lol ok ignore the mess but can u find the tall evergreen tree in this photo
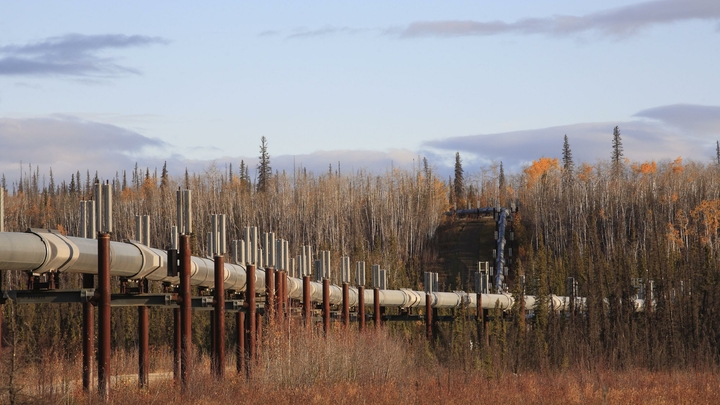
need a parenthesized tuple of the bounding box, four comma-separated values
(498, 162, 506, 204)
(611, 126, 624, 174)
(562, 135, 574, 174)
(716, 140, 720, 166)
(160, 161, 169, 190)
(562, 135, 574, 189)
(453, 152, 464, 203)
(257, 136, 272, 192)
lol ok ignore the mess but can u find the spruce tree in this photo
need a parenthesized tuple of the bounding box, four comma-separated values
(612, 126, 624, 175)
(716, 140, 720, 166)
(257, 136, 272, 192)
(453, 152, 465, 204)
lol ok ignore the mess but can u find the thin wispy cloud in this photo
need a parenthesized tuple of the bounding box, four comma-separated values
(0, 33, 169, 77)
(396, 0, 720, 39)
(287, 26, 367, 39)
(421, 104, 720, 173)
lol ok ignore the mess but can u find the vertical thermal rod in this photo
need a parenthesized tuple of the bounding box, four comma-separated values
(373, 288, 381, 329)
(342, 283, 350, 327)
(265, 267, 275, 322)
(138, 305, 149, 388)
(323, 278, 331, 335)
(213, 255, 225, 378)
(180, 234, 192, 386)
(303, 276, 311, 328)
(97, 233, 111, 398)
(82, 273, 94, 392)
(358, 286, 365, 332)
(245, 264, 256, 373)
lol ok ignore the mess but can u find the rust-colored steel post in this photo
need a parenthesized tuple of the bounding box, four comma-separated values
(358, 286, 365, 332)
(483, 309, 490, 346)
(245, 264, 256, 372)
(373, 288, 381, 329)
(138, 305, 149, 388)
(274, 269, 282, 321)
(303, 276, 311, 328)
(425, 293, 433, 341)
(283, 271, 289, 321)
(209, 312, 215, 366)
(173, 308, 181, 381)
(236, 312, 245, 375)
(342, 283, 350, 327)
(256, 313, 263, 359)
(180, 234, 193, 386)
(266, 267, 275, 323)
(97, 233, 111, 397)
(476, 292, 483, 347)
(213, 255, 225, 378)
(82, 273, 94, 392)
(323, 278, 331, 335)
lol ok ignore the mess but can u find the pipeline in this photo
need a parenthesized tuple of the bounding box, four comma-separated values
(0, 229, 648, 312)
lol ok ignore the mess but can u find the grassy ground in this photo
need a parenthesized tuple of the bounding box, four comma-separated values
(3, 324, 719, 404)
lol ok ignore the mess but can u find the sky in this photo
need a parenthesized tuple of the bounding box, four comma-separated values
(1, 0, 719, 186)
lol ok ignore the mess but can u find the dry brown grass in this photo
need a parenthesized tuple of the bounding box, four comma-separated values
(4, 323, 720, 405)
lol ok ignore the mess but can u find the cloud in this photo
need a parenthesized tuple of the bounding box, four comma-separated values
(634, 104, 720, 137)
(397, 0, 720, 39)
(0, 116, 167, 182)
(0, 115, 421, 186)
(286, 26, 367, 39)
(422, 104, 720, 173)
(0, 34, 169, 77)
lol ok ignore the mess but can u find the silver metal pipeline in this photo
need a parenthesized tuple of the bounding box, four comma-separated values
(0, 230, 646, 312)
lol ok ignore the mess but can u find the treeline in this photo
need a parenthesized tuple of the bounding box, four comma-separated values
(472, 154, 720, 372)
(3, 142, 720, 373)
(1, 160, 448, 353)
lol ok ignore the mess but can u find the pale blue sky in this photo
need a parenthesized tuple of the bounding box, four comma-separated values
(1, 0, 719, 183)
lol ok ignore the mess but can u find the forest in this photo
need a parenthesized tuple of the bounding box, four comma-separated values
(1, 132, 720, 402)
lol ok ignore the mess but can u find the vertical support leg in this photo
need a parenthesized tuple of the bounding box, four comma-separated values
(97, 233, 111, 399)
(82, 273, 94, 393)
(173, 308, 181, 381)
(303, 276, 311, 329)
(323, 278, 331, 335)
(283, 272, 289, 322)
(138, 305, 149, 388)
(342, 283, 349, 327)
(180, 234, 193, 386)
(236, 311, 245, 375)
(425, 293, 433, 342)
(266, 267, 275, 323)
(245, 264, 256, 375)
(358, 286, 365, 332)
(274, 269, 282, 321)
(373, 288, 381, 329)
(213, 255, 225, 378)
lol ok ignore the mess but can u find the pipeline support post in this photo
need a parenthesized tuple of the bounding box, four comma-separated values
(97, 233, 111, 398)
(173, 308, 181, 381)
(425, 293, 433, 342)
(323, 278, 331, 335)
(302, 276, 311, 328)
(236, 312, 245, 375)
(213, 255, 225, 378)
(342, 283, 350, 327)
(373, 288, 381, 329)
(358, 286, 365, 332)
(245, 264, 256, 375)
(274, 269, 282, 321)
(138, 305, 149, 388)
(180, 234, 193, 386)
(266, 267, 275, 323)
(82, 273, 94, 392)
